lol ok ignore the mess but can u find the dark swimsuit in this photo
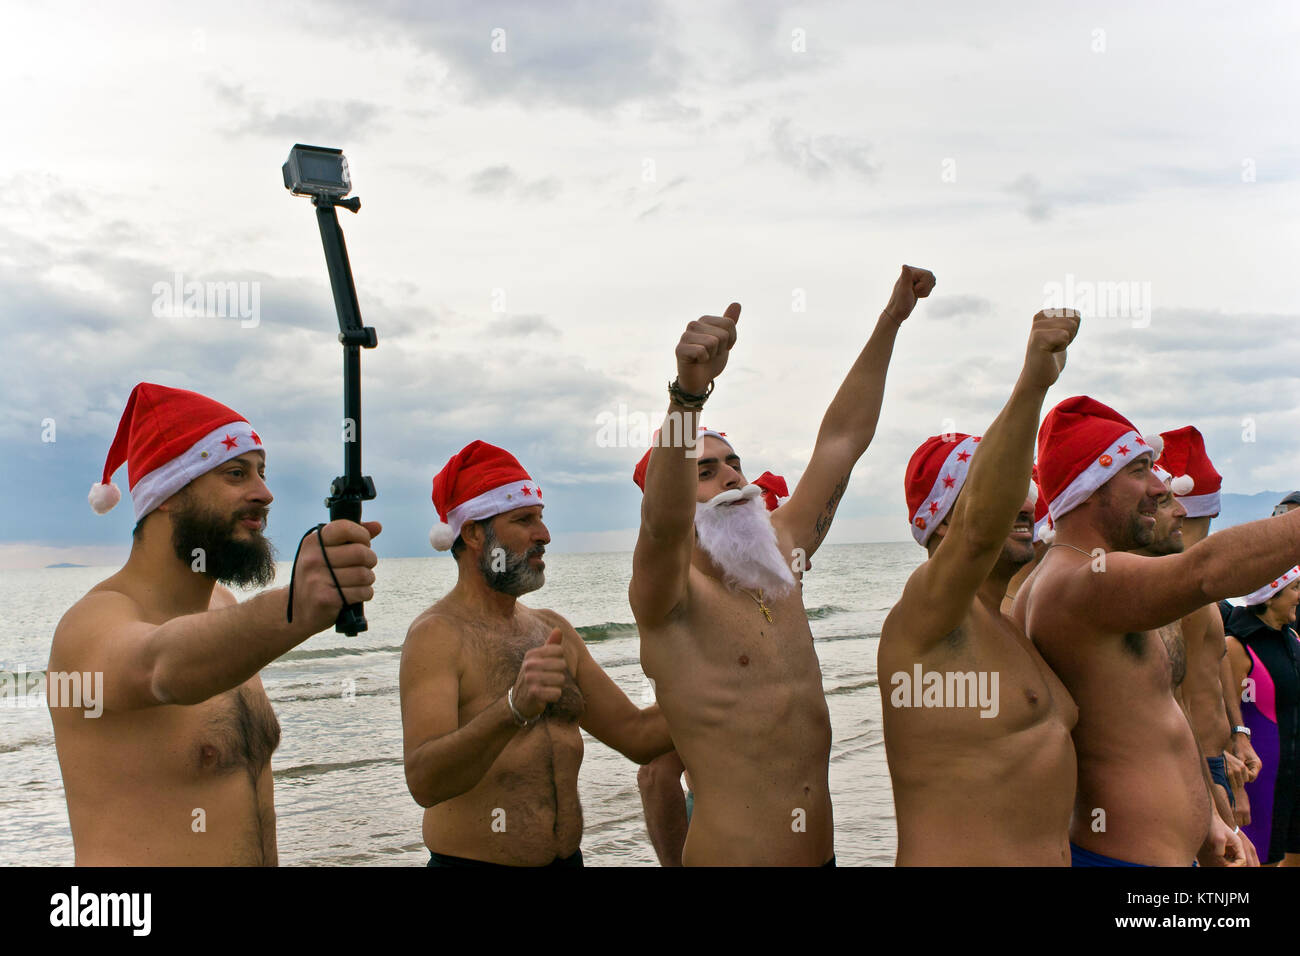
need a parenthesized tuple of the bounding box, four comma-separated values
(1206, 754, 1236, 809)
(427, 848, 584, 868)
(1226, 607, 1300, 864)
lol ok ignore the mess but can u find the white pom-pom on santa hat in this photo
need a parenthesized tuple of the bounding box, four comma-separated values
(1039, 524, 1056, 544)
(88, 481, 121, 514)
(1143, 433, 1164, 459)
(429, 522, 457, 551)
(1171, 474, 1195, 496)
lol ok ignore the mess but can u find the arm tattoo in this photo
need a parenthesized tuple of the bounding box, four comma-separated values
(813, 474, 850, 545)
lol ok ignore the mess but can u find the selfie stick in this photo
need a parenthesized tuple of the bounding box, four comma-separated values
(283, 143, 377, 636)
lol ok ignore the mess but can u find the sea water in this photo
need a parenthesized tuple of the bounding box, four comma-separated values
(0, 542, 921, 866)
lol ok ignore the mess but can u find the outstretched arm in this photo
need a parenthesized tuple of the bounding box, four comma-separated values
(775, 266, 934, 559)
(884, 309, 1079, 654)
(631, 305, 740, 625)
(49, 519, 381, 712)
(1044, 515, 1300, 637)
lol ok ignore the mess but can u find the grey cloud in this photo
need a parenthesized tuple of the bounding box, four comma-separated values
(1006, 174, 1052, 222)
(331, 0, 685, 112)
(927, 294, 993, 320)
(212, 82, 384, 141)
(769, 118, 877, 182)
(468, 165, 561, 201)
(483, 314, 560, 339)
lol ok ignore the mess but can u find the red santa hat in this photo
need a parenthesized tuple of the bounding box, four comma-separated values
(1036, 396, 1162, 523)
(632, 427, 732, 491)
(430, 441, 543, 550)
(904, 433, 982, 545)
(752, 471, 789, 512)
(1156, 426, 1220, 518)
(1241, 566, 1300, 607)
(89, 383, 262, 521)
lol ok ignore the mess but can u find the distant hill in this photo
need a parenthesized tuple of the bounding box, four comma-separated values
(45, 562, 88, 568)
(1216, 491, 1294, 529)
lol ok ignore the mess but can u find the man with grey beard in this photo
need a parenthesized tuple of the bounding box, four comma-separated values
(401, 441, 672, 866)
(629, 265, 934, 865)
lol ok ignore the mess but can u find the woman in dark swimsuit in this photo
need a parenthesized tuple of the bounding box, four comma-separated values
(1225, 568, 1300, 866)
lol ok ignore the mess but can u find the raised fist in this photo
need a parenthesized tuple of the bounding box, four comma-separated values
(882, 265, 936, 324)
(675, 303, 740, 396)
(1022, 309, 1081, 390)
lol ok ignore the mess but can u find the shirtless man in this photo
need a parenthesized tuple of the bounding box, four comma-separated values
(1011, 395, 1300, 865)
(49, 383, 380, 865)
(1155, 427, 1261, 840)
(402, 441, 672, 867)
(880, 309, 1080, 865)
(630, 265, 934, 865)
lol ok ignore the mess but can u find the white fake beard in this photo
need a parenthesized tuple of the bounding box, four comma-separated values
(694, 484, 798, 598)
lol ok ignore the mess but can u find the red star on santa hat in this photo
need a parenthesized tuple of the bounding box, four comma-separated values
(520, 486, 532, 496)
(536, 488, 543, 499)
(1117, 444, 1130, 456)
(251, 431, 262, 445)
(1135, 437, 1147, 446)
(928, 501, 939, 515)
(221, 434, 239, 450)
(956, 451, 971, 462)
(972, 437, 982, 443)
(942, 474, 955, 488)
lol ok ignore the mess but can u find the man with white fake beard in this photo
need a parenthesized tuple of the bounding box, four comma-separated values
(629, 265, 934, 865)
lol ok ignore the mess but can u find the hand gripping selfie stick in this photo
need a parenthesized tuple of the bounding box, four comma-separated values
(283, 144, 377, 635)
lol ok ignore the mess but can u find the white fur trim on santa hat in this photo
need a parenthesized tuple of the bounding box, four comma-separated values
(433, 480, 544, 551)
(88, 481, 122, 514)
(128, 420, 261, 521)
(1240, 566, 1300, 606)
(1048, 429, 1154, 523)
(1176, 489, 1220, 518)
(911, 435, 980, 545)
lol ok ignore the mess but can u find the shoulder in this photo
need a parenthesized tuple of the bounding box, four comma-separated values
(404, 605, 467, 652)
(531, 606, 576, 632)
(54, 585, 145, 646)
(211, 584, 239, 609)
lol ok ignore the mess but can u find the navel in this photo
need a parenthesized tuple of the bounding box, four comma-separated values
(738, 655, 749, 667)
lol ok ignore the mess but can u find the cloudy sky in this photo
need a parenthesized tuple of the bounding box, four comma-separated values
(3, 0, 1298, 568)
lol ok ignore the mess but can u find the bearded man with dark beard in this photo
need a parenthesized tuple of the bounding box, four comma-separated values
(50, 383, 381, 865)
(629, 265, 934, 866)
(401, 441, 672, 867)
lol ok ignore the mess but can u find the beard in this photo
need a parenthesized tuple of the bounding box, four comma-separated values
(993, 510, 1037, 576)
(171, 494, 277, 589)
(694, 484, 798, 598)
(1145, 526, 1185, 556)
(478, 522, 546, 597)
(1097, 484, 1155, 550)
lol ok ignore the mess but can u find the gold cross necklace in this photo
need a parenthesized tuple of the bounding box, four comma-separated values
(741, 588, 773, 622)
